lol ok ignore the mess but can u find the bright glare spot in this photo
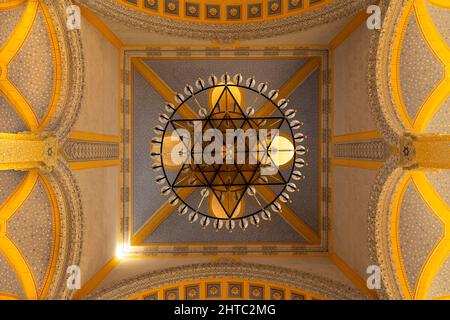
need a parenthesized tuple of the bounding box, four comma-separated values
(115, 245, 124, 259)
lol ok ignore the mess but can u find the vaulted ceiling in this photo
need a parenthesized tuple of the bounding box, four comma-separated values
(0, 0, 449, 300)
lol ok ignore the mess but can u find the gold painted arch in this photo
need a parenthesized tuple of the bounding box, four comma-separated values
(390, 171, 449, 300)
(390, 0, 450, 133)
(0, 0, 62, 132)
(0, 170, 60, 300)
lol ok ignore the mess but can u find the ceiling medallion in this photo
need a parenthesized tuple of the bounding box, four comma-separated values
(151, 73, 307, 232)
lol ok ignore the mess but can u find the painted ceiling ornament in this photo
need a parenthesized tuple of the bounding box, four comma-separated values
(151, 74, 307, 231)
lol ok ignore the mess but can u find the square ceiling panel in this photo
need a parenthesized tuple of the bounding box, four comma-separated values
(120, 47, 330, 256)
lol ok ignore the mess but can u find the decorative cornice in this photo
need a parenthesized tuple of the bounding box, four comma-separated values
(368, 0, 408, 147)
(334, 139, 390, 161)
(61, 139, 119, 162)
(79, 0, 374, 41)
(367, 154, 405, 300)
(44, 0, 84, 143)
(44, 159, 84, 299)
(87, 261, 370, 300)
(0, 132, 57, 171)
(365, 0, 450, 299)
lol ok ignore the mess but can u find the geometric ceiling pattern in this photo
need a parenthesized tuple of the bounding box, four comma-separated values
(370, 0, 450, 300)
(393, 2, 450, 299)
(0, 170, 57, 300)
(0, 0, 60, 300)
(0, 0, 83, 300)
(125, 278, 325, 301)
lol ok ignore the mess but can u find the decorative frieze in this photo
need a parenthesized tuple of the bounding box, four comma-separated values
(334, 140, 390, 161)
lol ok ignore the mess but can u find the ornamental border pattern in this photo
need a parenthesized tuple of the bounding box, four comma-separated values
(61, 139, 120, 162)
(79, 0, 374, 41)
(333, 139, 390, 161)
(44, 159, 84, 299)
(367, 0, 413, 300)
(368, 0, 408, 147)
(87, 261, 369, 300)
(0, 0, 85, 300)
(40, 1, 84, 298)
(367, 155, 405, 300)
(44, 0, 85, 143)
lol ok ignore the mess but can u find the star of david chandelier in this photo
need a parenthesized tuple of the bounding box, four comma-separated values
(151, 73, 307, 231)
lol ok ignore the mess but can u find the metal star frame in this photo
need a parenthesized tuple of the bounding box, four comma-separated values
(151, 73, 307, 231)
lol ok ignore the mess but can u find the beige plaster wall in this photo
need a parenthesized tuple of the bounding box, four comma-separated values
(333, 23, 377, 135)
(73, 16, 119, 136)
(95, 257, 211, 291)
(242, 256, 357, 289)
(242, 15, 353, 45)
(74, 167, 119, 286)
(333, 166, 378, 279)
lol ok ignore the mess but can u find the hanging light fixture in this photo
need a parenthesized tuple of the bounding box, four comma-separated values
(151, 73, 307, 232)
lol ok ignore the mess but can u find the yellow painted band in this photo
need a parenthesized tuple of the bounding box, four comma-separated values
(114, 0, 333, 25)
(433, 295, 450, 300)
(413, 0, 450, 132)
(0, 237, 37, 299)
(390, 173, 413, 299)
(414, 0, 450, 65)
(331, 159, 384, 170)
(0, 0, 39, 131)
(391, 0, 450, 132)
(0, 170, 39, 299)
(255, 57, 320, 117)
(256, 185, 320, 244)
(0, 78, 39, 131)
(0, 293, 21, 300)
(427, 0, 450, 8)
(329, 10, 369, 50)
(0, 0, 26, 10)
(127, 277, 325, 300)
(131, 187, 195, 245)
(332, 130, 381, 143)
(38, 0, 62, 130)
(73, 257, 121, 300)
(38, 173, 60, 299)
(77, 2, 123, 49)
(412, 171, 450, 299)
(131, 58, 197, 119)
(0, 0, 38, 64)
